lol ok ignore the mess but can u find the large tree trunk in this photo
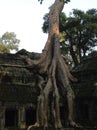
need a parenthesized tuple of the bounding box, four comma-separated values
(27, 0, 78, 129)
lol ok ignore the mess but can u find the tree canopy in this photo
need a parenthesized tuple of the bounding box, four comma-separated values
(0, 32, 20, 53)
(42, 8, 97, 66)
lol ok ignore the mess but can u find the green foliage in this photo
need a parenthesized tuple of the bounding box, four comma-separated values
(64, 9, 97, 65)
(42, 8, 97, 67)
(0, 32, 20, 53)
(42, 13, 49, 33)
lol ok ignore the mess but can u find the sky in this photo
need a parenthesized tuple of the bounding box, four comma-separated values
(0, 0, 97, 53)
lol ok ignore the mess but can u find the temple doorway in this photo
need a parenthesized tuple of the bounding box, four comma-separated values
(5, 108, 18, 127)
(25, 107, 36, 126)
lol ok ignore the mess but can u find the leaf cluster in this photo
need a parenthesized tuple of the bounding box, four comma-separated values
(42, 8, 97, 66)
(0, 32, 20, 53)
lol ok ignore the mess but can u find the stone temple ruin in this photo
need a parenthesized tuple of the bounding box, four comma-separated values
(0, 49, 97, 129)
(72, 51, 97, 127)
(0, 49, 40, 130)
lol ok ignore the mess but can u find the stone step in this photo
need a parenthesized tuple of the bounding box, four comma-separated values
(27, 126, 97, 130)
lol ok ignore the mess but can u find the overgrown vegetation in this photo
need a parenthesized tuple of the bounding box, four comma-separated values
(0, 32, 20, 53)
(42, 8, 97, 67)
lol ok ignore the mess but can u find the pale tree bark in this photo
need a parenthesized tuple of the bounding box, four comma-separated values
(26, 0, 78, 129)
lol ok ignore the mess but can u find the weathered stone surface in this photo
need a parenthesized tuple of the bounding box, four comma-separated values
(0, 49, 40, 130)
(0, 49, 40, 103)
(71, 52, 97, 127)
(0, 50, 97, 129)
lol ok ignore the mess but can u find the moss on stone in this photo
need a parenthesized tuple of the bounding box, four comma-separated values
(0, 83, 40, 104)
(72, 81, 97, 97)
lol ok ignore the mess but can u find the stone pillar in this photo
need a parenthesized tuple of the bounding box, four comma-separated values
(18, 106, 26, 129)
(89, 100, 97, 124)
(0, 103, 5, 130)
